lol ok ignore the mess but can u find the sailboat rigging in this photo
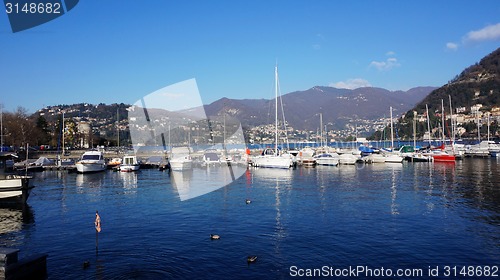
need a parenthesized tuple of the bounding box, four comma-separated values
(252, 65, 294, 169)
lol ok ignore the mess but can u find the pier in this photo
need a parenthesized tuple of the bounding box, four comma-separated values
(0, 248, 47, 280)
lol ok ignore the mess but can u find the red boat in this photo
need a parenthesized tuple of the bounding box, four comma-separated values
(431, 145, 456, 162)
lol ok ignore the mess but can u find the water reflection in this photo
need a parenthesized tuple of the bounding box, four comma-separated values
(0, 204, 34, 235)
(76, 172, 106, 189)
(119, 172, 138, 194)
(172, 165, 248, 201)
(250, 167, 293, 263)
(389, 164, 400, 215)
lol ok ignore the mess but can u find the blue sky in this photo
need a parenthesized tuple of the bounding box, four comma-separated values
(1, 0, 500, 113)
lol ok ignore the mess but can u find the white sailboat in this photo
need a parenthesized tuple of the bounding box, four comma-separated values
(382, 107, 404, 163)
(252, 65, 293, 169)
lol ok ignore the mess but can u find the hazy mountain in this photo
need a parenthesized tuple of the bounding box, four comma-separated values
(205, 86, 436, 130)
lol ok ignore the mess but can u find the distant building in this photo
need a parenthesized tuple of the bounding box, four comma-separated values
(78, 121, 91, 148)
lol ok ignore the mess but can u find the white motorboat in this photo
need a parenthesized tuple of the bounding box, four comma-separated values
(363, 153, 386, 163)
(75, 150, 106, 173)
(169, 147, 193, 171)
(338, 153, 359, 165)
(120, 155, 140, 172)
(384, 153, 404, 163)
(313, 153, 339, 166)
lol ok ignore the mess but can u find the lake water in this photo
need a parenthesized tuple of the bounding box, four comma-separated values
(0, 159, 499, 279)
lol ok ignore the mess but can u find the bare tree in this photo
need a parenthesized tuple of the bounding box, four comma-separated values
(3, 107, 39, 149)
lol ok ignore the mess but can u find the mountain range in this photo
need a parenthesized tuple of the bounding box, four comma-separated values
(203, 86, 436, 130)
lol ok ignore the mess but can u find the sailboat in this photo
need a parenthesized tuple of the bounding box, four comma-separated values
(431, 100, 455, 162)
(252, 65, 294, 169)
(382, 107, 403, 163)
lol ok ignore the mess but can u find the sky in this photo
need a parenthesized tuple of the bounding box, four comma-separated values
(1, 0, 500, 113)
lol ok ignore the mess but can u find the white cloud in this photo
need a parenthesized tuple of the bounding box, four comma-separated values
(369, 57, 400, 71)
(446, 42, 458, 50)
(463, 23, 500, 43)
(330, 78, 372, 89)
(385, 51, 396, 56)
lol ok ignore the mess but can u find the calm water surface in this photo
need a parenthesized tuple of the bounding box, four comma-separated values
(0, 159, 499, 279)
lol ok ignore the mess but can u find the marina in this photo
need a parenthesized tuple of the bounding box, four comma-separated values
(0, 154, 498, 279)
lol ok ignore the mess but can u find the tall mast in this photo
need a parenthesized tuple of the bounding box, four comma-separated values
(319, 112, 323, 147)
(275, 64, 279, 154)
(0, 104, 3, 150)
(117, 107, 120, 148)
(62, 112, 65, 156)
(487, 112, 490, 142)
(477, 110, 481, 142)
(426, 104, 431, 144)
(390, 106, 394, 150)
(413, 111, 417, 148)
(448, 95, 454, 143)
(441, 99, 445, 143)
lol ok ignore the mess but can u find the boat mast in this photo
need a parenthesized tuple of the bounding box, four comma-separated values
(117, 107, 120, 148)
(390, 106, 394, 150)
(426, 104, 431, 145)
(441, 99, 445, 143)
(62, 112, 65, 156)
(487, 112, 490, 142)
(275, 64, 279, 155)
(477, 110, 481, 142)
(0, 104, 3, 150)
(413, 111, 417, 148)
(319, 112, 323, 147)
(449, 95, 454, 143)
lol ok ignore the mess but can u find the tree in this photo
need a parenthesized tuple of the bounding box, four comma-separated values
(35, 115, 51, 144)
(3, 107, 39, 149)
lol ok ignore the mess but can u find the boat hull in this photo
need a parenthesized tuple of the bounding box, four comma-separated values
(0, 176, 33, 203)
(315, 158, 339, 166)
(384, 154, 404, 163)
(252, 155, 293, 169)
(75, 162, 106, 173)
(169, 160, 193, 171)
(432, 155, 456, 162)
(120, 165, 140, 172)
(338, 154, 358, 165)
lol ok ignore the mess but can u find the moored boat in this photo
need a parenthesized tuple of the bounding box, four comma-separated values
(0, 153, 34, 203)
(75, 150, 106, 173)
(313, 153, 339, 166)
(169, 147, 193, 171)
(107, 157, 122, 169)
(251, 65, 293, 169)
(338, 153, 359, 165)
(252, 148, 294, 169)
(431, 150, 455, 162)
(120, 155, 140, 172)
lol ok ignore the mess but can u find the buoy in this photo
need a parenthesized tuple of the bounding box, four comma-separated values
(245, 199, 251, 204)
(83, 261, 90, 269)
(210, 234, 220, 240)
(247, 256, 257, 263)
